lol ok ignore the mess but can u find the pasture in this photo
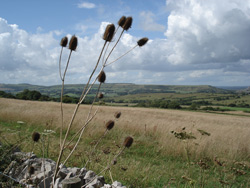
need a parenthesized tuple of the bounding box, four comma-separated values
(0, 98, 250, 187)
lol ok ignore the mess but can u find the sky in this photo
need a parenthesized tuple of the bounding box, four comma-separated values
(0, 0, 250, 86)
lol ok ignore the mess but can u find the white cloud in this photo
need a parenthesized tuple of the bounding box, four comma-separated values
(1, 0, 250, 87)
(139, 11, 165, 32)
(77, 2, 96, 9)
(165, 0, 250, 67)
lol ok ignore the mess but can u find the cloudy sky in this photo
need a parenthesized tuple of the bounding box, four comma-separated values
(0, 0, 250, 86)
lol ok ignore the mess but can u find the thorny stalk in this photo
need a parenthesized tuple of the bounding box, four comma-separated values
(53, 17, 147, 186)
(105, 45, 138, 67)
(84, 129, 109, 168)
(60, 50, 73, 149)
(103, 29, 125, 66)
(53, 42, 107, 183)
(82, 147, 126, 188)
(60, 84, 102, 168)
(102, 26, 121, 66)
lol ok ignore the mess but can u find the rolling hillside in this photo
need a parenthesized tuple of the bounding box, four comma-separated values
(0, 83, 233, 98)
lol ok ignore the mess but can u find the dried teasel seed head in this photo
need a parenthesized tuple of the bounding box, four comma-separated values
(98, 93, 104, 99)
(112, 158, 117, 165)
(118, 16, 126, 27)
(98, 71, 106, 83)
(122, 17, 133, 31)
(103, 24, 115, 42)
(28, 166, 35, 175)
(60, 36, 68, 47)
(137, 37, 148, 47)
(69, 35, 78, 51)
(123, 136, 133, 148)
(105, 120, 115, 130)
(32, 132, 40, 142)
(114, 111, 121, 119)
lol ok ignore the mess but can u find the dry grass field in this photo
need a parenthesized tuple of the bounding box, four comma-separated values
(1, 98, 250, 187)
(1, 98, 250, 160)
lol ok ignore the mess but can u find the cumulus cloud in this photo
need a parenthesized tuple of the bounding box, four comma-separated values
(165, 0, 250, 67)
(1, 0, 250, 86)
(139, 11, 165, 32)
(77, 2, 96, 9)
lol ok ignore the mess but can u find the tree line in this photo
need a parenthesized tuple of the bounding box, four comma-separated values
(0, 89, 92, 104)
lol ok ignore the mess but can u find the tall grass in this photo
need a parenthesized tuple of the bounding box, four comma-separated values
(1, 98, 250, 161)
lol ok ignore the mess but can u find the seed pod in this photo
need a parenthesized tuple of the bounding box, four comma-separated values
(98, 93, 104, 99)
(123, 136, 133, 148)
(112, 158, 117, 165)
(105, 120, 115, 130)
(60, 36, 68, 47)
(28, 166, 35, 175)
(118, 16, 126, 27)
(103, 24, 115, 42)
(122, 17, 133, 31)
(137, 37, 148, 47)
(69, 35, 78, 51)
(32, 132, 40, 142)
(98, 71, 106, 83)
(114, 111, 121, 119)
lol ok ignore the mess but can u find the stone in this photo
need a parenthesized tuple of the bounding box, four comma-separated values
(86, 178, 104, 188)
(61, 177, 82, 188)
(54, 177, 62, 188)
(38, 176, 53, 188)
(65, 172, 73, 179)
(112, 181, 126, 188)
(67, 167, 80, 176)
(58, 168, 69, 179)
(84, 170, 96, 183)
(102, 184, 112, 188)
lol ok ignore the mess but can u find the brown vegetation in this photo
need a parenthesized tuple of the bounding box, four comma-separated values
(0, 98, 250, 160)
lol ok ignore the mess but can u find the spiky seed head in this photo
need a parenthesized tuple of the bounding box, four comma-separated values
(114, 111, 121, 119)
(98, 93, 104, 99)
(103, 24, 115, 42)
(122, 17, 133, 31)
(60, 36, 68, 47)
(28, 166, 35, 175)
(112, 158, 117, 165)
(118, 16, 126, 27)
(69, 35, 78, 51)
(98, 71, 106, 83)
(32, 132, 40, 142)
(123, 136, 133, 148)
(105, 120, 115, 130)
(137, 37, 148, 47)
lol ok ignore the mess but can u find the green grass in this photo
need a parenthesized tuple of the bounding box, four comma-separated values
(219, 106, 250, 112)
(1, 120, 250, 187)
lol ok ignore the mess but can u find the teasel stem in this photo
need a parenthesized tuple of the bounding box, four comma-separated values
(84, 129, 109, 168)
(59, 50, 73, 149)
(109, 169, 114, 184)
(64, 107, 99, 150)
(105, 45, 138, 67)
(82, 147, 126, 188)
(59, 47, 64, 81)
(103, 29, 125, 66)
(60, 83, 102, 170)
(79, 41, 107, 103)
(41, 135, 46, 188)
(53, 41, 107, 183)
(102, 26, 121, 66)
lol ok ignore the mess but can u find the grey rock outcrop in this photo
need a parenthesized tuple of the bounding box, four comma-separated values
(3, 151, 126, 188)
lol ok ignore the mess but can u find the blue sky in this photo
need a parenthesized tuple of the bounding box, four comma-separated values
(0, 0, 250, 86)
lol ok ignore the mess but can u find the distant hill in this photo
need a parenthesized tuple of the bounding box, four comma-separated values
(215, 86, 249, 91)
(0, 83, 233, 98)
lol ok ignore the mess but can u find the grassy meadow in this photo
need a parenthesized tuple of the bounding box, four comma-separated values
(0, 98, 250, 187)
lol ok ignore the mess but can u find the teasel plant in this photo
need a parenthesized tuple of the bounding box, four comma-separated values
(53, 16, 148, 185)
(82, 136, 134, 187)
